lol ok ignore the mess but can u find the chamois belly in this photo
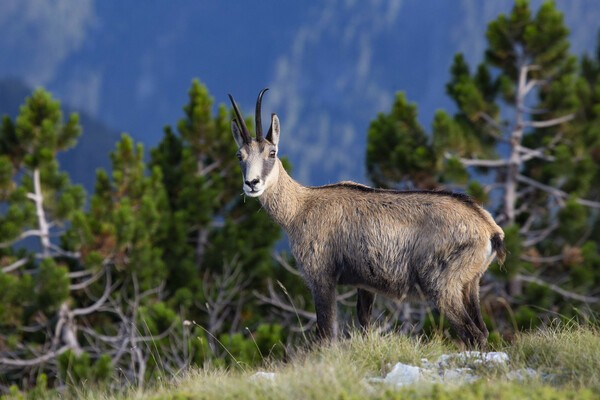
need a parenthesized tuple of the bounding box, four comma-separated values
(334, 235, 427, 300)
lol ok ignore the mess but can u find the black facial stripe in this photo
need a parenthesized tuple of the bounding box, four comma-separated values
(241, 161, 248, 180)
(261, 157, 275, 181)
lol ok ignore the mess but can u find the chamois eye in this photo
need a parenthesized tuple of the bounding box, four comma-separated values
(236, 152, 242, 161)
(269, 150, 276, 158)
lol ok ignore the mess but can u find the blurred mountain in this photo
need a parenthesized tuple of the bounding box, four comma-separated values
(1, 1, 599, 186)
(0, 78, 120, 193)
(267, 0, 600, 184)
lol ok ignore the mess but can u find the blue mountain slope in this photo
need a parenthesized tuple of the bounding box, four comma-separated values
(0, 79, 120, 193)
(267, 0, 600, 185)
(0, 1, 598, 187)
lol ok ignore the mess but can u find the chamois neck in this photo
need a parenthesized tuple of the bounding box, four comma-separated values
(259, 160, 307, 230)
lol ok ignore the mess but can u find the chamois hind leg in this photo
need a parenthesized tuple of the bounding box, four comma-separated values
(312, 282, 338, 341)
(438, 293, 486, 349)
(462, 277, 489, 340)
(357, 289, 375, 330)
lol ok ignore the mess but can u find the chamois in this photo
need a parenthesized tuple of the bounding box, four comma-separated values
(229, 89, 505, 349)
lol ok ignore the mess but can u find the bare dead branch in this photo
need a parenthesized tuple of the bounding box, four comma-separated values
(0, 345, 71, 368)
(517, 174, 600, 209)
(72, 267, 112, 316)
(522, 222, 559, 247)
(68, 269, 94, 279)
(458, 158, 510, 168)
(198, 160, 220, 177)
(337, 289, 357, 302)
(445, 152, 509, 168)
(70, 267, 105, 291)
(522, 113, 575, 129)
(517, 65, 541, 102)
(518, 212, 536, 233)
(522, 79, 544, 96)
(0, 230, 43, 248)
(199, 255, 251, 339)
(254, 279, 317, 321)
(483, 183, 505, 194)
(1, 257, 29, 273)
(517, 274, 599, 303)
(520, 253, 563, 263)
(273, 251, 301, 276)
(518, 145, 555, 162)
(476, 112, 509, 141)
(519, 106, 549, 115)
(48, 243, 80, 259)
(31, 168, 51, 257)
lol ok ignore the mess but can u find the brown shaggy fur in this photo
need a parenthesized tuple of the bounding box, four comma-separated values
(256, 160, 504, 348)
(229, 91, 505, 348)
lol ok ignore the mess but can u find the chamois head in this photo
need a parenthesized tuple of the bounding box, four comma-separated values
(229, 89, 281, 197)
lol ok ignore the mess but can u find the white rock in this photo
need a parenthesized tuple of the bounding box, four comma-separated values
(506, 368, 537, 381)
(437, 351, 509, 367)
(383, 362, 424, 386)
(249, 371, 276, 381)
(481, 352, 509, 364)
(441, 367, 479, 384)
(365, 351, 537, 390)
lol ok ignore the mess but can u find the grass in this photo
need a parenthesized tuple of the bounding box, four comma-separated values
(6, 324, 600, 399)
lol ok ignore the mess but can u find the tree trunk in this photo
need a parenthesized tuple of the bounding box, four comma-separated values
(503, 65, 530, 296)
(32, 168, 51, 258)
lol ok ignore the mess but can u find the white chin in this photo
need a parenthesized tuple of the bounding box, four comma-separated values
(244, 189, 264, 197)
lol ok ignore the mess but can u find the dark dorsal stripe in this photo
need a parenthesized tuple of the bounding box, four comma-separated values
(311, 182, 486, 219)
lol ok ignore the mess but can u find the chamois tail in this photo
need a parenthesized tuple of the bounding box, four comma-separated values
(491, 232, 506, 265)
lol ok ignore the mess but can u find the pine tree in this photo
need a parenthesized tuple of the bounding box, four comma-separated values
(0, 89, 87, 386)
(366, 92, 438, 190)
(366, 1, 600, 332)
(150, 80, 284, 353)
(63, 134, 174, 388)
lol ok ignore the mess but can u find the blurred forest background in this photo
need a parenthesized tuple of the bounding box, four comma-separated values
(1, 0, 600, 395)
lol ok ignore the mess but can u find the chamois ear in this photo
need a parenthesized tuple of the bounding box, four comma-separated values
(231, 120, 245, 149)
(266, 113, 280, 148)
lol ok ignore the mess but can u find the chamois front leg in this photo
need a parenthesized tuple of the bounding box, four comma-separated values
(357, 289, 375, 330)
(312, 281, 338, 341)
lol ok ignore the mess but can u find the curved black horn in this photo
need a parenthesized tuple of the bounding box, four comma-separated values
(228, 93, 251, 144)
(255, 88, 269, 141)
